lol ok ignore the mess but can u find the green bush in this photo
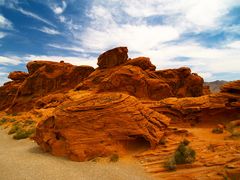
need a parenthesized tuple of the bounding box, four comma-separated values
(9, 119, 16, 122)
(164, 157, 176, 171)
(175, 142, 196, 164)
(110, 154, 119, 162)
(13, 128, 35, 140)
(164, 139, 196, 171)
(0, 118, 7, 125)
(212, 128, 223, 134)
(8, 124, 20, 135)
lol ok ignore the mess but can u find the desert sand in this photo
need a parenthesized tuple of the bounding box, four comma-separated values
(0, 128, 152, 180)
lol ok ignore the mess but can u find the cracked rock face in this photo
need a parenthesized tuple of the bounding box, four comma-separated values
(33, 92, 170, 161)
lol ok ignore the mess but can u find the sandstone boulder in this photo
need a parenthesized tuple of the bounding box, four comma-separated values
(125, 57, 156, 71)
(8, 71, 29, 81)
(9, 61, 95, 112)
(33, 92, 170, 161)
(145, 80, 240, 125)
(0, 81, 22, 111)
(156, 67, 204, 97)
(97, 47, 128, 68)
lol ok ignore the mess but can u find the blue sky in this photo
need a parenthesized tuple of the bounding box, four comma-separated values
(0, 0, 240, 85)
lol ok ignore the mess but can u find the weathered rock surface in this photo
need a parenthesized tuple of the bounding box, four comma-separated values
(8, 71, 29, 81)
(34, 92, 170, 161)
(8, 61, 95, 112)
(144, 80, 240, 125)
(0, 47, 205, 112)
(156, 67, 204, 97)
(77, 54, 204, 100)
(125, 57, 156, 71)
(0, 81, 22, 111)
(97, 47, 128, 69)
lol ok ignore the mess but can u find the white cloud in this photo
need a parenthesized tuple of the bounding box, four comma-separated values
(38, 27, 61, 35)
(59, 15, 66, 23)
(0, 56, 22, 65)
(226, 41, 240, 49)
(51, 1, 67, 15)
(0, 32, 6, 38)
(0, 15, 13, 29)
(119, 0, 239, 31)
(48, 43, 84, 52)
(15, 7, 56, 28)
(80, 25, 179, 52)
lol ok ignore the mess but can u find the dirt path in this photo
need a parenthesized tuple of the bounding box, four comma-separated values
(0, 128, 153, 180)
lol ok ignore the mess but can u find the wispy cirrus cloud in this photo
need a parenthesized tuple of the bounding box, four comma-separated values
(38, 27, 61, 35)
(48, 43, 84, 52)
(0, 15, 13, 29)
(14, 7, 56, 28)
(50, 0, 67, 15)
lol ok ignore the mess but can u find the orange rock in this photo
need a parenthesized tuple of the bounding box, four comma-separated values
(9, 61, 95, 112)
(146, 80, 240, 124)
(125, 57, 156, 71)
(97, 47, 128, 68)
(8, 71, 29, 81)
(156, 67, 204, 97)
(0, 81, 22, 111)
(33, 92, 170, 161)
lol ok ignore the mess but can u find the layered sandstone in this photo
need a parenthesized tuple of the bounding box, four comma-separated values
(144, 80, 240, 125)
(4, 61, 94, 112)
(0, 47, 204, 112)
(33, 92, 170, 161)
(76, 47, 204, 100)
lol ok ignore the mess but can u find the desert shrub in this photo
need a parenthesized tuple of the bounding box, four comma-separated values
(9, 118, 16, 122)
(164, 157, 176, 171)
(164, 139, 196, 171)
(12, 112, 18, 116)
(110, 154, 119, 162)
(8, 124, 20, 135)
(0, 118, 7, 125)
(24, 119, 36, 126)
(175, 141, 196, 164)
(212, 128, 223, 134)
(13, 128, 35, 140)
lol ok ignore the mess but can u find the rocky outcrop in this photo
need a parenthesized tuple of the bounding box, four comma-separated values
(0, 47, 204, 112)
(0, 81, 22, 111)
(8, 71, 29, 81)
(76, 48, 204, 100)
(145, 80, 240, 125)
(33, 92, 170, 161)
(125, 57, 156, 71)
(97, 47, 128, 69)
(156, 67, 204, 97)
(220, 80, 240, 94)
(3, 61, 95, 112)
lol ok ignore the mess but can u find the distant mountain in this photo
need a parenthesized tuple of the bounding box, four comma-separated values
(204, 80, 228, 93)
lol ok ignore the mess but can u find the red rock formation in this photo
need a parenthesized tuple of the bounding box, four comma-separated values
(1, 47, 204, 112)
(125, 57, 156, 71)
(0, 81, 22, 111)
(156, 67, 204, 97)
(8, 71, 29, 81)
(33, 92, 170, 161)
(145, 80, 240, 125)
(0, 71, 28, 111)
(97, 47, 128, 69)
(76, 48, 204, 100)
(8, 61, 95, 112)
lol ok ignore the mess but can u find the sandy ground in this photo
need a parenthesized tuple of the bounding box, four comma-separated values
(0, 128, 153, 180)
